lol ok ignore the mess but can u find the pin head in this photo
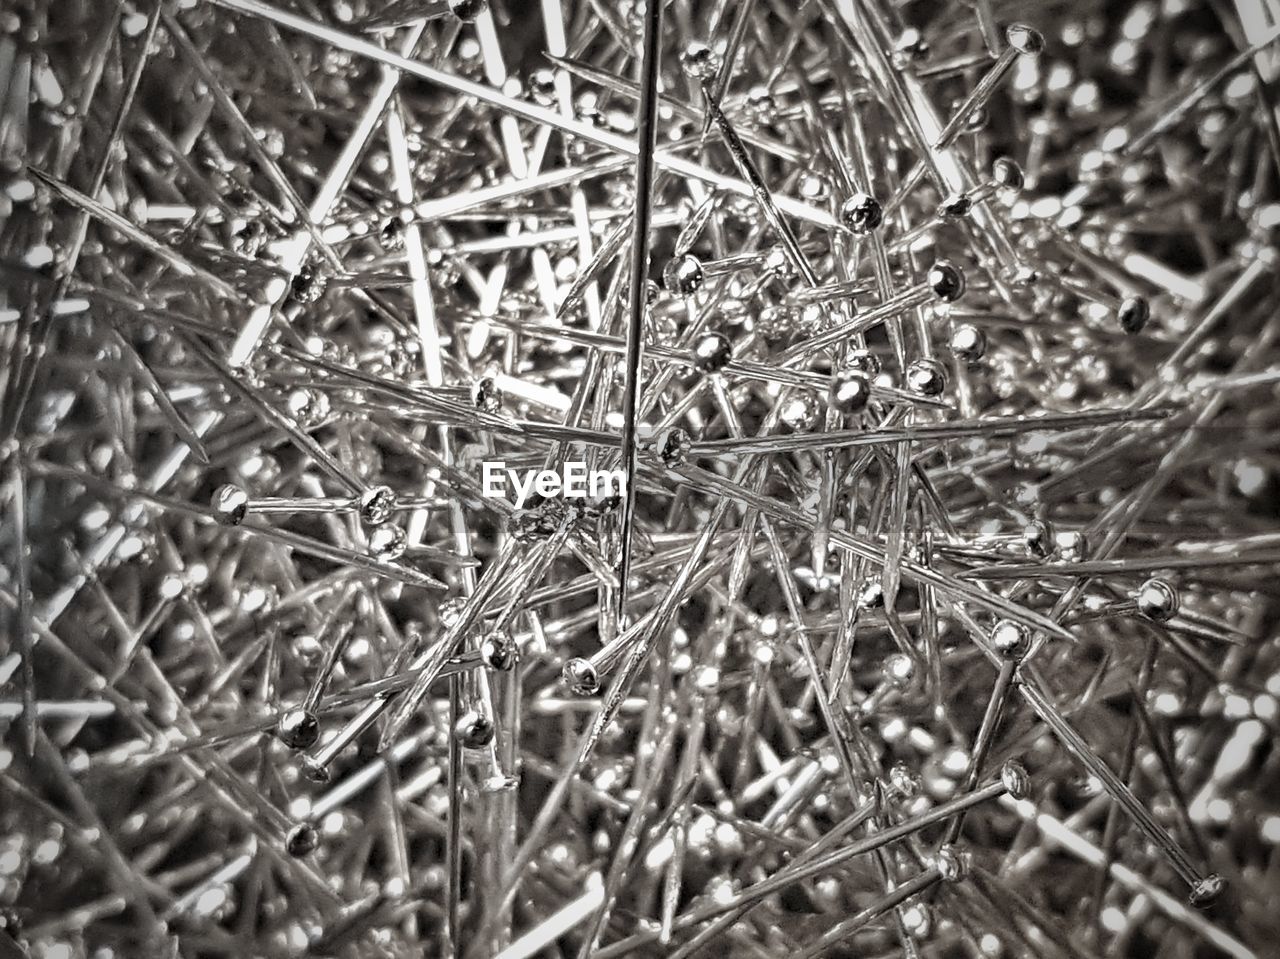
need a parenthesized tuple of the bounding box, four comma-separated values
(1054, 529, 1088, 562)
(902, 902, 933, 938)
(359, 486, 397, 526)
(846, 348, 881, 377)
(745, 86, 778, 125)
(993, 157, 1025, 193)
(692, 332, 732, 373)
(654, 427, 693, 466)
(762, 244, 792, 277)
(447, 0, 487, 21)
(438, 596, 469, 629)
(1022, 519, 1054, 557)
(906, 358, 947, 396)
(935, 844, 971, 882)
(892, 28, 929, 69)
(858, 581, 886, 610)
(529, 67, 557, 105)
(480, 630, 518, 671)
(794, 302, 828, 335)
(1006, 23, 1045, 56)
(277, 708, 320, 750)
(884, 653, 915, 690)
(1188, 874, 1224, 908)
(830, 369, 872, 414)
(950, 324, 987, 362)
(289, 265, 326, 305)
(231, 219, 268, 257)
(1136, 578, 1179, 622)
(369, 525, 407, 561)
(285, 823, 318, 857)
(991, 619, 1030, 661)
(472, 376, 503, 413)
(563, 657, 601, 695)
(287, 388, 330, 429)
(454, 711, 495, 748)
(284, 633, 321, 671)
(754, 304, 791, 341)
(798, 171, 831, 204)
(929, 261, 966, 302)
(839, 192, 883, 235)
(1117, 295, 1150, 334)
(1000, 760, 1032, 799)
(779, 392, 822, 431)
(680, 42, 721, 82)
(939, 193, 973, 219)
(663, 253, 704, 295)
(212, 485, 249, 526)
(888, 762, 922, 797)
